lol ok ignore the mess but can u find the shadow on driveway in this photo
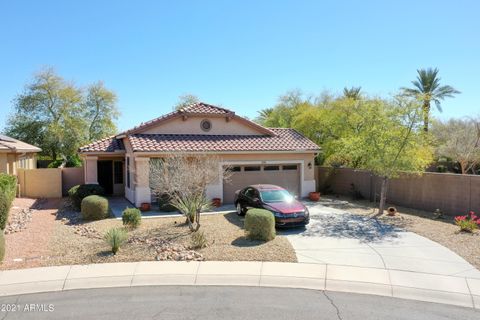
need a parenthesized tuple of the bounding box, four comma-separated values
(278, 210, 403, 244)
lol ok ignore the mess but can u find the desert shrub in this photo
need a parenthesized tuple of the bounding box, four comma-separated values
(0, 174, 17, 230)
(455, 211, 479, 232)
(0, 233, 5, 262)
(122, 207, 141, 229)
(81, 195, 110, 221)
(69, 184, 105, 209)
(244, 208, 276, 241)
(190, 230, 208, 249)
(172, 195, 211, 226)
(104, 228, 128, 254)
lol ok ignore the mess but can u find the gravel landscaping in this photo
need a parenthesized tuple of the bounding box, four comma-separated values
(1, 198, 59, 270)
(39, 199, 296, 268)
(319, 195, 480, 270)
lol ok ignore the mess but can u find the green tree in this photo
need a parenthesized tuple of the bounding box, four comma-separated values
(84, 82, 119, 141)
(401, 68, 460, 132)
(334, 97, 432, 214)
(255, 107, 274, 124)
(174, 94, 200, 110)
(5, 68, 83, 160)
(4, 69, 119, 160)
(256, 90, 311, 127)
(343, 86, 362, 100)
(431, 118, 480, 174)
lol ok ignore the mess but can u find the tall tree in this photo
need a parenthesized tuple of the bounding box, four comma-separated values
(4, 68, 119, 160)
(401, 68, 460, 132)
(5, 68, 83, 160)
(431, 118, 480, 174)
(174, 94, 200, 110)
(255, 108, 274, 124)
(84, 82, 119, 141)
(335, 96, 432, 214)
(343, 86, 362, 100)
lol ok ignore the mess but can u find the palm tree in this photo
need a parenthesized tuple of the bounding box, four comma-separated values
(256, 108, 274, 124)
(343, 86, 362, 100)
(401, 68, 460, 132)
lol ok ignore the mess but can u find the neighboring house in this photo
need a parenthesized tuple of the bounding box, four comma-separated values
(79, 103, 320, 206)
(0, 134, 41, 175)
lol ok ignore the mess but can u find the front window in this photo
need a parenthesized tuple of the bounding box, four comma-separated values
(260, 189, 294, 203)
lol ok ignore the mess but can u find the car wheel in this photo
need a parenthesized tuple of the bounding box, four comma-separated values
(236, 203, 245, 216)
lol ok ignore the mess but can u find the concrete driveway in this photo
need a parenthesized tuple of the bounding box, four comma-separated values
(281, 200, 480, 279)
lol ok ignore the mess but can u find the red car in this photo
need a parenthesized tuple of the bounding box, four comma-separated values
(234, 184, 310, 227)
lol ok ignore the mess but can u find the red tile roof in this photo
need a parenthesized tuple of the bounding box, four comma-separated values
(122, 102, 236, 135)
(79, 103, 320, 153)
(127, 128, 319, 152)
(180, 102, 233, 115)
(79, 136, 125, 153)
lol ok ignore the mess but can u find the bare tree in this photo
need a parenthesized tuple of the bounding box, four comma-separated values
(432, 117, 480, 174)
(149, 154, 232, 231)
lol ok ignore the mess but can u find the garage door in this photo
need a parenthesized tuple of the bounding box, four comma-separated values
(223, 164, 300, 204)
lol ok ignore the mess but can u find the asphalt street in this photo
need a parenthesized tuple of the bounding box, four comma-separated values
(0, 286, 477, 320)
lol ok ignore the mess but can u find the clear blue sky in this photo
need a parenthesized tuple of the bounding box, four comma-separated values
(1, 0, 478, 131)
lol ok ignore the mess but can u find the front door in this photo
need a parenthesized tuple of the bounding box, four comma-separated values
(97, 160, 113, 195)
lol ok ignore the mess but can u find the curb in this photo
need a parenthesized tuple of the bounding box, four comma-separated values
(0, 261, 479, 309)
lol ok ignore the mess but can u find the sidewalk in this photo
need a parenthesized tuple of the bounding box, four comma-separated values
(0, 261, 479, 309)
(108, 197, 235, 219)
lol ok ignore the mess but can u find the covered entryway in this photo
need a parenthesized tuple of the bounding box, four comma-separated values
(223, 164, 300, 203)
(97, 160, 113, 195)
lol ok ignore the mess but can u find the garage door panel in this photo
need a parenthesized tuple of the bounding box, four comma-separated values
(223, 164, 300, 204)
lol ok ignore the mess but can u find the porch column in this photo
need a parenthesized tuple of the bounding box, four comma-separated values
(134, 157, 151, 207)
(84, 156, 98, 184)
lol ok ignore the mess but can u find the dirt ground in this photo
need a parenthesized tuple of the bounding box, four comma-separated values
(2, 198, 61, 270)
(321, 195, 480, 270)
(1, 198, 296, 270)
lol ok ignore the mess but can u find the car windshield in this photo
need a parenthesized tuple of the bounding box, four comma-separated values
(260, 189, 294, 203)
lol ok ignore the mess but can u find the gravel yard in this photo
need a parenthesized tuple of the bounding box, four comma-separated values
(320, 195, 480, 270)
(1, 198, 60, 270)
(2, 198, 295, 270)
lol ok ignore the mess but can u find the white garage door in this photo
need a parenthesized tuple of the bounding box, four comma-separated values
(223, 164, 301, 204)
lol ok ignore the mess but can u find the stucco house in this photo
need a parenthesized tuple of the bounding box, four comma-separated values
(0, 134, 41, 174)
(79, 103, 320, 206)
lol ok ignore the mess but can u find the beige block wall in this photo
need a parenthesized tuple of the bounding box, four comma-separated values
(0, 154, 7, 173)
(18, 168, 62, 198)
(141, 116, 262, 135)
(0, 152, 37, 175)
(7, 154, 16, 174)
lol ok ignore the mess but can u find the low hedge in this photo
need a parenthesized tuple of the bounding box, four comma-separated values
(69, 184, 105, 209)
(0, 174, 17, 230)
(81, 195, 110, 221)
(122, 207, 141, 229)
(0, 233, 5, 262)
(244, 208, 276, 241)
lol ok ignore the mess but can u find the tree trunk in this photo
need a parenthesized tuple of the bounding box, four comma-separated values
(423, 101, 430, 132)
(187, 210, 201, 232)
(378, 176, 389, 215)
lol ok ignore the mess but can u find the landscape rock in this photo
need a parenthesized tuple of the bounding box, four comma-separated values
(5, 208, 33, 234)
(129, 235, 204, 261)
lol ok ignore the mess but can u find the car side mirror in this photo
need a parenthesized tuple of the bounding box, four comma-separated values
(252, 197, 261, 204)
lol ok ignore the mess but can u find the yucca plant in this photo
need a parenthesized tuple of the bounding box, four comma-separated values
(104, 228, 128, 254)
(171, 193, 211, 232)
